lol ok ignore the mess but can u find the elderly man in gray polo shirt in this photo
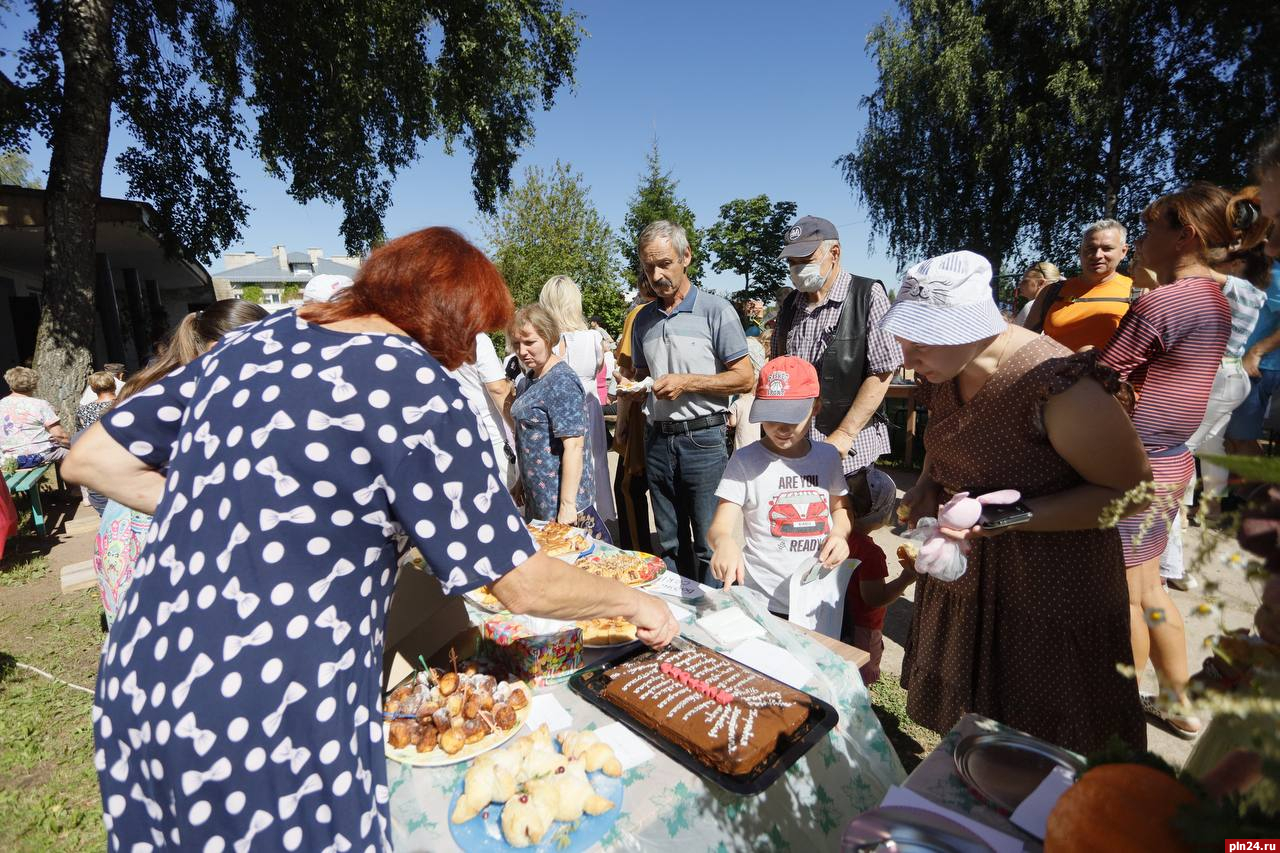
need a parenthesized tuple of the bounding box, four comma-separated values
(622, 220, 753, 583)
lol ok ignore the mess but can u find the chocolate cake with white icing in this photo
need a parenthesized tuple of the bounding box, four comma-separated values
(599, 645, 812, 776)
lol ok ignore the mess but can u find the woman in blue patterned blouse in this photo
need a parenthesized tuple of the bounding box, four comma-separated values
(508, 304, 609, 539)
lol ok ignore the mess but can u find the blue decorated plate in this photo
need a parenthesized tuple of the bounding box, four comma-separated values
(447, 746, 624, 852)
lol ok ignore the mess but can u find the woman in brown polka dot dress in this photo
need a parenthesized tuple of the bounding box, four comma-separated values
(882, 251, 1150, 754)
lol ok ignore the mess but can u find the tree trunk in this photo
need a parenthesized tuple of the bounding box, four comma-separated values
(32, 0, 116, 428)
(1102, 101, 1125, 220)
(1100, 4, 1132, 220)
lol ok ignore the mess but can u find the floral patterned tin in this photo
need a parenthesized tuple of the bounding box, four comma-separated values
(480, 615, 584, 681)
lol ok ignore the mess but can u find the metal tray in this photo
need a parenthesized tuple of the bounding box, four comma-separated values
(841, 805, 994, 852)
(953, 731, 1084, 814)
(568, 640, 838, 796)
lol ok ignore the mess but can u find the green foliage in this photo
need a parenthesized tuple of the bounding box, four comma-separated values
(281, 283, 301, 302)
(704, 194, 798, 301)
(1200, 454, 1280, 485)
(840, 0, 1279, 278)
(619, 140, 705, 285)
(0, 149, 40, 187)
(240, 284, 263, 304)
(3, 0, 583, 258)
(482, 161, 626, 334)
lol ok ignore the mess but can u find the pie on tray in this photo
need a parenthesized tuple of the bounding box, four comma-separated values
(576, 617, 638, 646)
(578, 552, 664, 586)
(530, 522, 591, 557)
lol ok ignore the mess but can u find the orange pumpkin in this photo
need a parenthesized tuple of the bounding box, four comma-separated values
(1045, 763, 1196, 853)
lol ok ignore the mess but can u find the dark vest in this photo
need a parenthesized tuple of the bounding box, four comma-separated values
(776, 275, 883, 437)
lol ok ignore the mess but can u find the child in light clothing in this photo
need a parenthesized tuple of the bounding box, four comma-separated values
(708, 356, 851, 615)
(842, 467, 918, 685)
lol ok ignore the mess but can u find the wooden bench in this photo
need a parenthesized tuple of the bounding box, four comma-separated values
(4, 464, 52, 537)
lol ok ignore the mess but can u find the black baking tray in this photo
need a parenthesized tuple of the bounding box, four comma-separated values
(568, 639, 838, 796)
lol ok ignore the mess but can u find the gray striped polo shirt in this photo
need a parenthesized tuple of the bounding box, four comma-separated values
(632, 285, 749, 422)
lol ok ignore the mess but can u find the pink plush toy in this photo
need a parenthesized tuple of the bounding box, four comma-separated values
(907, 489, 1022, 581)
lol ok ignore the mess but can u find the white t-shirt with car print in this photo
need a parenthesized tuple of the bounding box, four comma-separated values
(714, 440, 848, 614)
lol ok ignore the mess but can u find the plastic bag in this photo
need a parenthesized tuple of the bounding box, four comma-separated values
(902, 518, 969, 582)
(787, 558, 857, 638)
(902, 490, 1022, 583)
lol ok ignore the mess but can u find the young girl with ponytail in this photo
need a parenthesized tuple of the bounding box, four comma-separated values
(93, 299, 267, 625)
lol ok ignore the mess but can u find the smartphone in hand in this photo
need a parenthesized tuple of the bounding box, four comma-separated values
(978, 500, 1033, 530)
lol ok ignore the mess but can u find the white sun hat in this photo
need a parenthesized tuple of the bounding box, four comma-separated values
(303, 274, 354, 304)
(880, 250, 1006, 345)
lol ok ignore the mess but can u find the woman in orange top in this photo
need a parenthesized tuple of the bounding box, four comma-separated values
(1028, 219, 1134, 351)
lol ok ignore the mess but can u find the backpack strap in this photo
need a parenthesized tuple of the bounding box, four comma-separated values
(1025, 279, 1068, 334)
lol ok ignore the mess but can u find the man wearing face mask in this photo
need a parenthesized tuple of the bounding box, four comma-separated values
(772, 216, 903, 518)
(623, 220, 754, 583)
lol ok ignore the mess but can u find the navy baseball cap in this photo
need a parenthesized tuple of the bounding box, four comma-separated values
(779, 216, 840, 259)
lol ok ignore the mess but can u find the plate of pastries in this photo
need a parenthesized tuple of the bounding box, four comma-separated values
(448, 724, 624, 850)
(383, 662, 532, 767)
(528, 521, 592, 558)
(577, 551, 665, 587)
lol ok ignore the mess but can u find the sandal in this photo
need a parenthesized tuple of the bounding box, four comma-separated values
(1140, 693, 1202, 739)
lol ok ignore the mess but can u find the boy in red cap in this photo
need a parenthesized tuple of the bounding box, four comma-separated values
(708, 356, 852, 616)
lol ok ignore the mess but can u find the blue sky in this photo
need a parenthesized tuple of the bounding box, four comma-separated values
(3, 1, 903, 295)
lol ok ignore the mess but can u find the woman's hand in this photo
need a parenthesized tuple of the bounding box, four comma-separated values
(902, 476, 944, 527)
(817, 534, 849, 567)
(936, 523, 1004, 543)
(710, 540, 745, 589)
(630, 592, 679, 648)
(556, 504, 577, 525)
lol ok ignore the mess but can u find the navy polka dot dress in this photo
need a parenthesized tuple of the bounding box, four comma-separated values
(94, 310, 536, 852)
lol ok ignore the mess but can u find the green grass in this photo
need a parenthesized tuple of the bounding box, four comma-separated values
(869, 676, 940, 773)
(0, 554, 48, 587)
(0, 543, 105, 852)
(0, 660, 101, 852)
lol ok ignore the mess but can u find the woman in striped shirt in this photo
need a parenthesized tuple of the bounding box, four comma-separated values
(1099, 182, 1236, 738)
(1160, 188, 1274, 585)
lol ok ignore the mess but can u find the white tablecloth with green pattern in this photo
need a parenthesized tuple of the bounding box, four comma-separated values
(901, 714, 1085, 852)
(386, 586, 906, 850)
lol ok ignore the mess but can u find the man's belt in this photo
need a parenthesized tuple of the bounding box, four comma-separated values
(654, 411, 729, 435)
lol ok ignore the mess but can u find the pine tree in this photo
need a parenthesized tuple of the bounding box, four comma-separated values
(619, 140, 704, 285)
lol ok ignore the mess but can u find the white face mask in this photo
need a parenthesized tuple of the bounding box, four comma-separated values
(790, 258, 828, 292)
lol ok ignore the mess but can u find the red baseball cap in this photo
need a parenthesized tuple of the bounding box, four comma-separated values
(750, 356, 819, 424)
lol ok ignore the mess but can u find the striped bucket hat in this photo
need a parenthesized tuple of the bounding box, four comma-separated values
(881, 251, 1005, 345)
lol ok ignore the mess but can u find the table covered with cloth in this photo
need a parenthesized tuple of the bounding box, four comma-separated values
(386, 585, 906, 850)
(899, 713, 1085, 853)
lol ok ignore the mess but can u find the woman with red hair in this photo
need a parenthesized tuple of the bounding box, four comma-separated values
(1100, 184, 1236, 738)
(65, 227, 678, 853)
